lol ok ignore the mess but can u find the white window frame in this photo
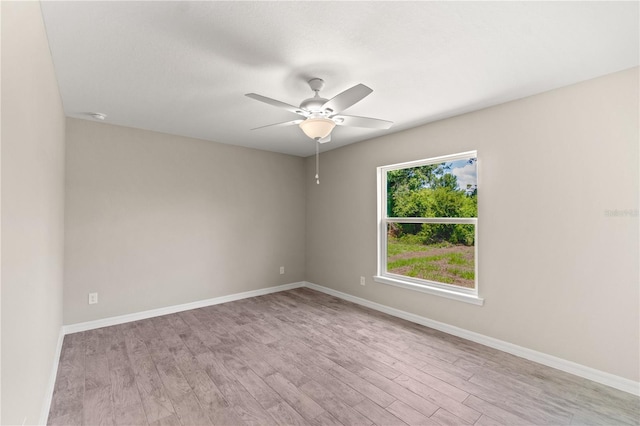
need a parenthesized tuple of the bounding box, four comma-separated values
(374, 151, 484, 305)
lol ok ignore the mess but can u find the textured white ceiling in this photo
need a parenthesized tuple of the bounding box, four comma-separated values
(41, 1, 638, 157)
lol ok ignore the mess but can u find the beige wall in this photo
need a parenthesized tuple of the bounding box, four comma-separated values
(1, 2, 66, 424)
(306, 67, 639, 382)
(64, 119, 306, 324)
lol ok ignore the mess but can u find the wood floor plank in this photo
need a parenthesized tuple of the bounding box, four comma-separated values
(240, 322, 280, 345)
(48, 342, 85, 424)
(155, 359, 193, 401)
(110, 366, 142, 408)
(151, 317, 185, 350)
(122, 326, 149, 360)
(175, 351, 235, 420)
(211, 343, 250, 374)
(354, 337, 470, 404)
(352, 398, 409, 426)
(217, 301, 260, 326)
(461, 379, 573, 425)
(106, 330, 130, 371)
(54, 336, 85, 393)
(394, 374, 480, 423)
(85, 354, 111, 391)
(219, 379, 279, 426)
(264, 372, 326, 421)
(234, 366, 282, 410)
(48, 410, 83, 426)
(170, 391, 213, 426)
(266, 401, 311, 426)
(267, 340, 366, 408)
(328, 364, 396, 408)
(164, 346, 217, 401)
(190, 380, 230, 417)
(113, 402, 149, 426)
(473, 414, 504, 426)
(198, 306, 238, 331)
(164, 314, 190, 334)
(301, 322, 403, 380)
(309, 411, 345, 426)
(386, 400, 440, 426)
(48, 288, 639, 426)
(195, 348, 277, 425)
(129, 355, 176, 423)
(412, 360, 573, 425)
(145, 336, 175, 364)
(205, 407, 246, 426)
(232, 344, 278, 378)
(569, 404, 639, 426)
(569, 391, 640, 425)
(179, 362, 229, 414)
(267, 337, 330, 369)
(298, 363, 367, 408)
(135, 319, 160, 343)
(372, 334, 468, 378)
(252, 342, 310, 387)
(85, 328, 111, 357)
(347, 364, 440, 418)
(176, 327, 210, 357)
(195, 350, 238, 390)
(462, 395, 530, 425)
(148, 413, 181, 426)
(48, 385, 84, 421)
(430, 407, 471, 426)
(83, 386, 114, 426)
(416, 354, 475, 381)
(468, 368, 544, 398)
(299, 380, 373, 426)
(179, 311, 223, 349)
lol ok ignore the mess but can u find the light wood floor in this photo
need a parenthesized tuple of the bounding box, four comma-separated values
(48, 288, 639, 425)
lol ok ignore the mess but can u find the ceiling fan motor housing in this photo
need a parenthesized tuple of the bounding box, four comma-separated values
(300, 78, 331, 115)
(300, 97, 329, 115)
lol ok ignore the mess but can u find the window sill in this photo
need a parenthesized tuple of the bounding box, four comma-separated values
(373, 275, 484, 306)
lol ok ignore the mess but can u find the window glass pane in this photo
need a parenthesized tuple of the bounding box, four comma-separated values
(387, 157, 477, 218)
(387, 223, 475, 289)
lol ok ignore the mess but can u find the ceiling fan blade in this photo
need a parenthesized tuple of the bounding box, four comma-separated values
(321, 84, 373, 114)
(245, 93, 306, 116)
(334, 114, 393, 129)
(251, 119, 303, 130)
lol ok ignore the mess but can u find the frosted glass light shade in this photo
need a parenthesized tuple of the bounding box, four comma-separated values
(299, 118, 336, 140)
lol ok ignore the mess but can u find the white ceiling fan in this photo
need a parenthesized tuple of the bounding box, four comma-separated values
(245, 78, 393, 143)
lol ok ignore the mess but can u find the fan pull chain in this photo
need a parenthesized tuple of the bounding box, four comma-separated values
(315, 140, 320, 185)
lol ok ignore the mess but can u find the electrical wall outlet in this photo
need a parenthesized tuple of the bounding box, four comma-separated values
(88, 292, 98, 305)
(280, 266, 285, 275)
(360, 276, 366, 286)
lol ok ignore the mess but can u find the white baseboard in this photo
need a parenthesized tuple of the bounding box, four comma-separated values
(62, 282, 305, 334)
(40, 328, 65, 425)
(304, 281, 640, 397)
